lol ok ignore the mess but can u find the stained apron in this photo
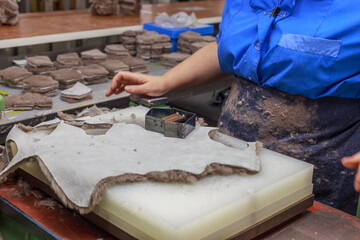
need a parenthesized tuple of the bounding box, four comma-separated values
(219, 77, 360, 215)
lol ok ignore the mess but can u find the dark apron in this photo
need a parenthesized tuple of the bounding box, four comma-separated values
(219, 77, 360, 215)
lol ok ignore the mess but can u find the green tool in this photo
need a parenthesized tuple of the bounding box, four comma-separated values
(0, 95, 5, 119)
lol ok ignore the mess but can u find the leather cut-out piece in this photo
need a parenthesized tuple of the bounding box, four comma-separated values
(104, 44, 131, 60)
(0, 0, 19, 25)
(0, 117, 261, 214)
(136, 31, 171, 60)
(190, 42, 210, 53)
(51, 69, 84, 89)
(25, 56, 56, 75)
(177, 31, 216, 54)
(55, 52, 82, 69)
(121, 56, 148, 73)
(76, 64, 109, 85)
(202, 35, 216, 42)
(22, 75, 59, 97)
(89, 0, 120, 16)
(160, 52, 191, 67)
(177, 31, 202, 54)
(60, 82, 92, 103)
(0, 66, 33, 88)
(100, 59, 129, 78)
(5, 92, 52, 110)
(120, 0, 141, 15)
(80, 49, 107, 65)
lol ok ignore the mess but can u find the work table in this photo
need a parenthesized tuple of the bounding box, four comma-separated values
(0, 177, 359, 239)
(0, 1, 224, 49)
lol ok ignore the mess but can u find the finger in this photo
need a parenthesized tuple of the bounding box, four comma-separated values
(342, 152, 360, 169)
(114, 85, 125, 95)
(111, 72, 145, 90)
(106, 72, 134, 97)
(106, 85, 114, 97)
(124, 83, 157, 96)
(355, 165, 360, 192)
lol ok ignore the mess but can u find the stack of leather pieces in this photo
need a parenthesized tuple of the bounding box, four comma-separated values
(160, 52, 190, 67)
(25, 56, 56, 75)
(80, 49, 107, 65)
(178, 32, 216, 54)
(55, 52, 82, 69)
(119, 0, 141, 15)
(121, 56, 148, 73)
(189, 42, 210, 53)
(177, 31, 203, 54)
(135, 31, 155, 60)
(0, 66, 33, 89)
(151, 42, 172, 60)
(0, 0, 19, 25)
(77, 64, 109, 84)
(22, 75, 59, 97)
(120, 30, 145, 56)
(89, 0, 120, 16)
(136, 31, 172, 60)
(5, 92, 53, 110)
(104, 44, 131, 59)
(61, 82, 93, 103)
(202, 35, 216, 43)
(100, 59, 129, 78)
(51, 69, 84, 89)
(189, 35, 216, 53)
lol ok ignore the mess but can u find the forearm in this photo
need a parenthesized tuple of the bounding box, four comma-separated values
(162, 42, 229, 92)
(106, 42, 229, 97)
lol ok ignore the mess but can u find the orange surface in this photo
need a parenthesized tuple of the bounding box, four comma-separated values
(0, 178, 115, 240)
(0, 1, 225, 40)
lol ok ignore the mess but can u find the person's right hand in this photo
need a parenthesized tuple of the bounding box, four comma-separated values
(342, 152, 360, 192)
(105, 71, 168, 97)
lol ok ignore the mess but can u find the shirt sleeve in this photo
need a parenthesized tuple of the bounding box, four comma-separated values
(216, 0, 233, 44)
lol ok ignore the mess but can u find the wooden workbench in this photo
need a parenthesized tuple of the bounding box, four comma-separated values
(0, 0, 224, 49)
(0, 177, 359, 240)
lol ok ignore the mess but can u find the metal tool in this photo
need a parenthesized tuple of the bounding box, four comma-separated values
(145, 107, 196, 138)
(130, 95, 168, 108)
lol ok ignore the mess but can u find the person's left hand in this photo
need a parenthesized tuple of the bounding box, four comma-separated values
(342, 152, 360, 192)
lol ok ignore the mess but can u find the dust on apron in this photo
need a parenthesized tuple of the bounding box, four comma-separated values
(219, 78, 360, 215)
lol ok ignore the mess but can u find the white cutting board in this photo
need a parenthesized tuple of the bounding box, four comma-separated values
(22, 146, 313, 240)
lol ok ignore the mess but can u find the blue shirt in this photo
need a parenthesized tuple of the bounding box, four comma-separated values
(216, 0, 360, 99)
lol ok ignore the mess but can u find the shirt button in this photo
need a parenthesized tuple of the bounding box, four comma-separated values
(255, 42, 260, 51)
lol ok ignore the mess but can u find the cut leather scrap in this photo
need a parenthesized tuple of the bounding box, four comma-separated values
(0, 0, 19, 25)
(5, 92, 52, 110)
(99, 59, 129, 78)
(0, 66, 33, 88)
(55, 52, 82, 69)
(76, 64, 109, 85)
(22, 75, 59, 97)
(0, 120, 261, 214)
(51, 68, 84, 89)
(160, 52, 190, 67)
(60, 82, 92, 103)
(81, 49, 107, 65)
(121, 56, 148, 73)
(25, 56, 56, 75)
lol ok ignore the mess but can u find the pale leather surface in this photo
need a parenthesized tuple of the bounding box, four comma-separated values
(0, 106, 261, 211)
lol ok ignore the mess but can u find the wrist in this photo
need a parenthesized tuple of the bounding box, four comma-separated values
(159, 74, 173, 95)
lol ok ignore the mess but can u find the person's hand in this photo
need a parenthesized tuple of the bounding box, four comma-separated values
(341, 152, 360, 192)
(106, 71, 168, 97)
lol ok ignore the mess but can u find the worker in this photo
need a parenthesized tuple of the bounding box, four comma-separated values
(107, 0, 360, 215)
